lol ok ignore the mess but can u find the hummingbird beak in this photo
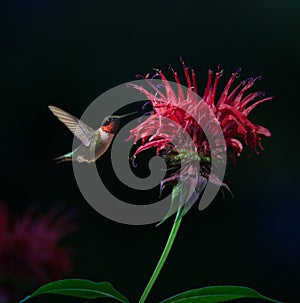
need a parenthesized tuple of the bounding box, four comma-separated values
(118, 111, 138, 119)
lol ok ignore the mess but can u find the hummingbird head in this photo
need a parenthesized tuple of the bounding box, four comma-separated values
(101, 112, 137, 134)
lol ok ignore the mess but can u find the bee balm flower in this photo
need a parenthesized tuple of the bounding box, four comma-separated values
(128, 61, 272, 213)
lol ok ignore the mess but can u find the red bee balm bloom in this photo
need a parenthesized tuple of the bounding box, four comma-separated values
(128, 62, 272, 210)
(0, 203, 76, 292)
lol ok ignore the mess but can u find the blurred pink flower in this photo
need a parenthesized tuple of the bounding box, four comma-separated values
(0, 203, 76, 302)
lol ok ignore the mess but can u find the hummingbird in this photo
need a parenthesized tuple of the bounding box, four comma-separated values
(48, 105, 136, 163)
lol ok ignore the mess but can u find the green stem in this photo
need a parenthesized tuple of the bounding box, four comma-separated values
(138, 209, 184, 303)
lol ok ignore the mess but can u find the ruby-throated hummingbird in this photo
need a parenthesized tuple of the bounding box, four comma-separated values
(48, 105, 136, 163)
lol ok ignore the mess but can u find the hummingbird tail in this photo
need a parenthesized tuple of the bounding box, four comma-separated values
(52, 154, 72, 164)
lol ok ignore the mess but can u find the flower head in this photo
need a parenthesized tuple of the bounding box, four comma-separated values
(128, 61, 272, 213)
(0, 203, 76, 301)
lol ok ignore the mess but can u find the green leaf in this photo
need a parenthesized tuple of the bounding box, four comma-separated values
(159, 285, 283, 303)
(19, 279, 129, 303)
(156, 183, 183, 226)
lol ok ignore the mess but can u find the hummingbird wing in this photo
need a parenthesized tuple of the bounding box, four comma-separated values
(48, 106, 95, 146)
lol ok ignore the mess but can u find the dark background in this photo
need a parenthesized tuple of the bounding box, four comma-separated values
(1, 0, 299, 302)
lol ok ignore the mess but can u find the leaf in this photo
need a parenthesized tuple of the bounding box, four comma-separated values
(182, 175, 207, 215)
(156, 183, 183, 226)
(19, 279, 129, 303)
(157, 173, 205, 227)
(159, 285, 283, 303)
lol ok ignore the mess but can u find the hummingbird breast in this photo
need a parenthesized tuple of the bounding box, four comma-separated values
(94, 129, 114, 160)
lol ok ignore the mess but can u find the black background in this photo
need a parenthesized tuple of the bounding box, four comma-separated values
(1, 1, 299, 302)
